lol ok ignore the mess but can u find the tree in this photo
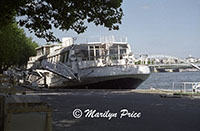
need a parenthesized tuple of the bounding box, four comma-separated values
(0, 0, 123, 42)
(0, 22, 38, 73)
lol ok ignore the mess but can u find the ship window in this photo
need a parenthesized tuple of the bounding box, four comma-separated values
(46, 47, 50, 54)
(109, 44, 120, 60)
(119, 45, 127, 59)
(119, 44, 127, 48)
(37, 49, 43, 56)
(120, 49, 126, 55)
(75, 49, 80, 55)
(65, 51, 69, 62)
(119, 49, 126, 59)
(95, 46, 100, 49)
(109, 45, 118, 55)
(109, 48, 118, 55)
(60, 55, 62, 62)
(90, 50, 94, 60)
(54, 57, 56, 62)
(60, 54, 65, 63)
(53, 56, 55, 62)
(96, 50, 100, 59)
(110, 55, 118, 60)
(80, 50, 88, 61)
(109, 47, 118, 60)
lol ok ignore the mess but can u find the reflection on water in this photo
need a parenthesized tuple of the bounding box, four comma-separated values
(138, 72, 200, 89)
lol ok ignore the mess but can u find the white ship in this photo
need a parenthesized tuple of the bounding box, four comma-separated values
(27, 36, 150, 89)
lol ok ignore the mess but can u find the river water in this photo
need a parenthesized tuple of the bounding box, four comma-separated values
(138, 71, 200, 90)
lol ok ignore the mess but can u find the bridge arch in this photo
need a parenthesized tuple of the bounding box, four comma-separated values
(135, 54, 200, 71)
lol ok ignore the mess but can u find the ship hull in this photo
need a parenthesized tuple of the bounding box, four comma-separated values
(52, 76, 148, 89)
(49, 69, 150, 89)
(34, 65, 150, 89)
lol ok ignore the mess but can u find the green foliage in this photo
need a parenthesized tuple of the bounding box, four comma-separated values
(0, 0, 123, 42)
(135, 61, 141, 65)
(0, 23, 38, 72)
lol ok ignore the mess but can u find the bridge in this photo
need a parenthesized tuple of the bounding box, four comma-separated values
(134, 54, 200, 72)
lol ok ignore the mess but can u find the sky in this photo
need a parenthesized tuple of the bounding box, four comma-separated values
(24, 0, 200, 58)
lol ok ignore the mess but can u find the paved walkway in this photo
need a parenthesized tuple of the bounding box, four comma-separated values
(40, 89, 200, 131)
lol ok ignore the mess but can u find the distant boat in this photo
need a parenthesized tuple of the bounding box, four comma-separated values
(27, 36, 150, 89)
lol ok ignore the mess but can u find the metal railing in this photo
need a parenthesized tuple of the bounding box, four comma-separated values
(73, 35, 128, 44)
(172, 82, 200, 94)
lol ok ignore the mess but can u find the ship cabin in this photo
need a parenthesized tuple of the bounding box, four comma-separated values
(28, 36, 135, 70)
(46, 38, 134, 70)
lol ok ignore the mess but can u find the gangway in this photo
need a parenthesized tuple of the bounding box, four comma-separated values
(40, 60, 78, 80)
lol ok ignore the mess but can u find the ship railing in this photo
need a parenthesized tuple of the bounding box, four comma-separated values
(74, 35, 128, 44)
(172, 82, 200, 94)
